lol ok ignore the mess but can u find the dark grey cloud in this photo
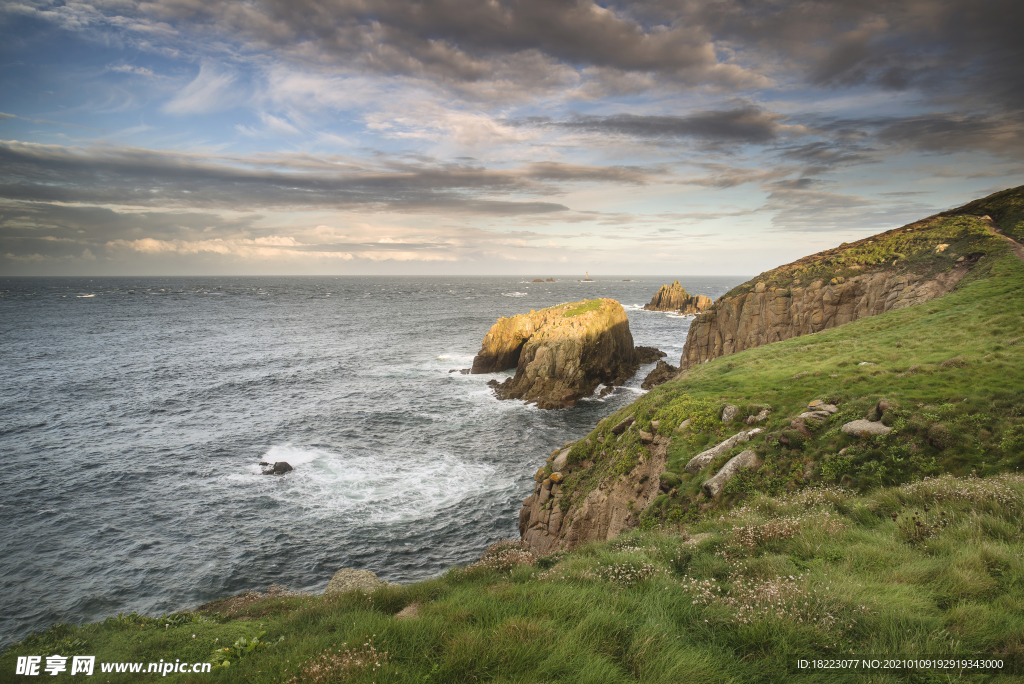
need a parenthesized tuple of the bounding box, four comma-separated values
(9, 0, 761, 90)
(0, 200, 262, 259)
(808, 111, 1024, 158)
(759, 178, 932, 232)
(0, 141, 607, 214)
(10, 0, 1024, 116)
(778, 141, 878, 172)
(688, 0, 1024, 111)
(529, 105, 792, 146)
(875, 113, 1024, 155)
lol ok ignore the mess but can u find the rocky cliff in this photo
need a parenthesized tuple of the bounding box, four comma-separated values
(643, 280, 712, 314)
(679, 211, 995, 370)
(473, 299, 638, 409)
(519, 429, 670, 555)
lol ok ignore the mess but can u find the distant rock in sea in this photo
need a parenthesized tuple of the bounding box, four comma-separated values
(643, 280, 713, 314)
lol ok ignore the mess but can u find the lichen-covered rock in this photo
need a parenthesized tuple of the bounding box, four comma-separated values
(721, 404, 740, 423)
(703, 449, 759, 497)
(324, 568, 386, 595)
(611, 414, 635, 434)
(809, 400, 839, 414)
(841, 419, 893, 437)
(643, 281, 713, 314)
(474, 299, 638, 409)
(684, 428, 762, 474)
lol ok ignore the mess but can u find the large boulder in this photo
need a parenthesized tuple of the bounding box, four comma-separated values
(685, 428, 762, 474)
(324, 568, 386, 595)
(644, 281, 713, 314)
(703, 449, 760, 497)
(476, 299, 639, 409)
(841, 419, 892, 437)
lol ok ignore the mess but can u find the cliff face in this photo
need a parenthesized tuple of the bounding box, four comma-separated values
(519, 434, 669, 555)
(474, 299, 638, 409)
(680, 268, 967, 370)
(643, 280, 712, 314)
(677, 209, 1003, 370)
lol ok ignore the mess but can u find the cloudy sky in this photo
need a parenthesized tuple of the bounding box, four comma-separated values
(2, 0, 1022, 276)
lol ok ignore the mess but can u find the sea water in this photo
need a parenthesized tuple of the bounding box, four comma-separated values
(0, 275, 742, 648)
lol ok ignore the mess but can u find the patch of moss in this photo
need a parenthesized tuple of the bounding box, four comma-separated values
(561, 299, 603, 317)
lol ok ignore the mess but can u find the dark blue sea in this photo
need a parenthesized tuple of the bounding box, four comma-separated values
(0, 275, 743, 649)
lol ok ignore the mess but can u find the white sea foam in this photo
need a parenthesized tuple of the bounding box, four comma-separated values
(77, 294, 95, 298)
(243, 445, 504, 523)
(501, 292, 528, 297)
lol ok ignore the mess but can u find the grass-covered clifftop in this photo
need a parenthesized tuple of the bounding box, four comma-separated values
(720, 193, 1018, 300)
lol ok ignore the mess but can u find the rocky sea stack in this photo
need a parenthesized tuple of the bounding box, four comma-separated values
(643, 280, 712, 314)
(472, 299, 638, 409)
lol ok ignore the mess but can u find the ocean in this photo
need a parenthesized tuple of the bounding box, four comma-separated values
(0, 275, 743, 648)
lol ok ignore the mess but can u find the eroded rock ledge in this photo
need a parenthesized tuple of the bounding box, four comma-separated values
(473, 299, 638, 409)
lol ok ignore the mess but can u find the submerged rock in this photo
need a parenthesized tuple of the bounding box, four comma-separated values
(474, 299, 639, 409)
(262, 461, 293, 475)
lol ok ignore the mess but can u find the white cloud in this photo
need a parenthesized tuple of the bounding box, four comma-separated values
(163, 62, 243, 114)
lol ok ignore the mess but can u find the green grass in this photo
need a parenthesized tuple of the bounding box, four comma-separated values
(945, 184, 1024, 241)
(562, 299, 604, 318)
(4, 475, 1022, 683)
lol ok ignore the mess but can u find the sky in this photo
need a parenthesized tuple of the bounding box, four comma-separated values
(1, 0, 1022, 276)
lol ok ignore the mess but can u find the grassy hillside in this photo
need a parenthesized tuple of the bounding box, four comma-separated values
(4, 194, 1024, 683)
(3, 473, 1021, 683)
(722, 198, 1017, 300)
(945, 185, 1024, 241)
(554, 242, 1024, 532)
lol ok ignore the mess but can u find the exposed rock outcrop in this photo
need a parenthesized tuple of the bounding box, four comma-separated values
(841, 419, 892, 437)
(680, 269, 967, 370)
(475, 299, 639, 409)
(644, 281, 713, 314)
(684, 428, 762, 474)
(634, 346, 667, 364)
(519, 434, 670, 556)
(703, 449, 759, 497)
(641, 359, 678, 389)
